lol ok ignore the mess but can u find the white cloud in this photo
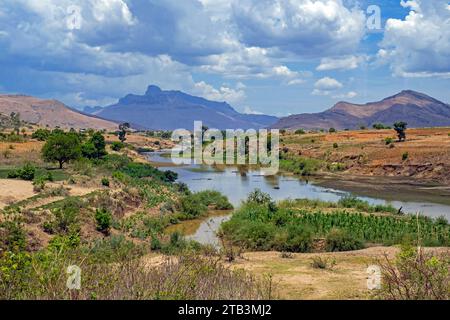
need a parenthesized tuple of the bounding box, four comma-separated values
(380, 0, 450, 78)
(314, 77, 343, 90)
(287, 79, 306, 86)
(193, 81, 246, 103)
(313, 76, 343, 96)
(316, 55, 365, 71)
(232, 0, 366, 57)
(333, 91, 357, 99)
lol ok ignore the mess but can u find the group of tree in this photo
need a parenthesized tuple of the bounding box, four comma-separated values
(42, 130, 107, 169)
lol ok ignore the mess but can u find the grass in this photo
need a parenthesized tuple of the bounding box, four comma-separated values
(0, 166, 69, 181)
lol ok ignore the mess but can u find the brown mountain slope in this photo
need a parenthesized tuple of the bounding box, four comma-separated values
(0, 95, 118, 130)
(272, 90, 450, 130)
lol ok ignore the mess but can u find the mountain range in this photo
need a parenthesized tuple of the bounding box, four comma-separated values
(2, 89, 449, 132)
(272, 90, 450, 130)
(88, 85, 279, 130)
(0, 95, 117, 130)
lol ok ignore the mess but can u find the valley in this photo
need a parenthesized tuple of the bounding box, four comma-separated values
(0, 120, 448, 300)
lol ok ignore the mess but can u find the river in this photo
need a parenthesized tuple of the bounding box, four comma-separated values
(147, 152, 450, 246)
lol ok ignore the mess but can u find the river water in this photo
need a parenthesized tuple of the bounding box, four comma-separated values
(147, 152, 450, 246)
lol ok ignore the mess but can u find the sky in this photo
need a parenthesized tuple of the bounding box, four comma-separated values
(0, 0, 449, 116)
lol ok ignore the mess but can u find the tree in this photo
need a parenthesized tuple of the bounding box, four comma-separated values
(42, 133, 81, 169)
(32, 128, 51, 141)
(82, 131, 107, 159)
(118, 123, 130, 143)
(393, 122, 407, 142)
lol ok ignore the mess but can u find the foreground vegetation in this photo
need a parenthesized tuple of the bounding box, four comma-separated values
(0, 236, 273, 300)
(0, 127, 277, 300)
(221, 190, 449, 252)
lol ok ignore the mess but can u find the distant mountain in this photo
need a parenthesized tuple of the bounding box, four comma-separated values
(97, 85, 278, 130)
(0, 95, 118, 130)
(83, 106, 103, 115)
(272, 90, 450, 130)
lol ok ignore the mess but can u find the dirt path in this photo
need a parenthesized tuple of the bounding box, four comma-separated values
(0, 179, 35, 209)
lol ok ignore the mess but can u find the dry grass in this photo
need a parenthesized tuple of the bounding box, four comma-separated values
(231, 247, 450, 300)
(283, 127, 450, 183)
(0, 141, 44, 166)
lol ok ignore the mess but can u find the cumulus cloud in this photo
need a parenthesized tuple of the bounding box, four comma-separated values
(232, 0, 366, 57)
(380, 0, 450, 78)
(312, 76, 343, 96)
(193, 81, 246, 103)
(315, 77, 343, 90)
(316, 55, 365, 71)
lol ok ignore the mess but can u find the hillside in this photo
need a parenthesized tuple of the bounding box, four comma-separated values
(0, 95, 118, 130)
(272, 90, 450, 130)
(94, 85, 278, 130)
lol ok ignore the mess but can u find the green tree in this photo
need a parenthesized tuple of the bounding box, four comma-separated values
(394, 121, 407, 142)
(32, 129, 51, 141)
(82, 132, 107, 159)
(118, 123, 130, 143)
(42, 133, 81, 169)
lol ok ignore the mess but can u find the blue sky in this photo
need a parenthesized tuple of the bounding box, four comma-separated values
(0, 0, 449, 116)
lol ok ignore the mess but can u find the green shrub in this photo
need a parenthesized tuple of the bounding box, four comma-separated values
(44, 198, 82, 234)
(373, 123, 390, 130)
(111, 141, 125, 151)
(325, 228, 364, 252)
(7, 163, 36, 181)
(0, 221, 27, 252)
(101, 177, 110, 187)
(385, 137, 394, 145)
(179, 195, 208, 218)
(329, 128, 336, 133)
(33, 176, 47, 192)
(402, 152, 409, 161)
(333, 143, 339, 149)
(295, 129, 306, 135)
(31, 129, 51, 141)
(95, 208, 112, 233)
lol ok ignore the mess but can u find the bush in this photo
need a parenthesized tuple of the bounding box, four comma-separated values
(377, 246, 449, 300)
(373, 123, 390, 130)
(402, 152, 409, 161)
(329, 128, 336, 133)
(33, 176, 47, 192)
(101, 177, 110, 187)
(325, 228, 364, 252)
(247, 189, 272, 205)
(44, 198, 82, 234)
(295, 129, 306, 135)
(111, 141, 125, 151)
(179, 195, 208, 219)
(95, 208, 112, 234)
(333, 143, 339, 149)
(385, 137, 394, 145)
(311, 256, 337, 270)
(7, 163, 36, 181)
(0, 221, 27, 252)
(31, 129, 51, 141)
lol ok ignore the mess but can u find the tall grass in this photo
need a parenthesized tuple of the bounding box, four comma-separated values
(0, 237, 274, 300)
